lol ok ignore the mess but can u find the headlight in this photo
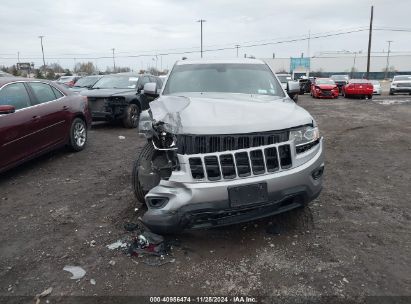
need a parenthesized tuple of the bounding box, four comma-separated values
(290, 126, 320, 146)
(391, 83, 397, 87)
(152, 126, 178, 150)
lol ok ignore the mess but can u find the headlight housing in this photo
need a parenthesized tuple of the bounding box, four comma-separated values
(290, 126, 320, 146)
(152, 125, 178, 150)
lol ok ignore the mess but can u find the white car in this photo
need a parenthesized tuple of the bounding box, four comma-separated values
(390, 75, 411, 95)
(133, 59, 323, 233)
(370, 80, 382, 95)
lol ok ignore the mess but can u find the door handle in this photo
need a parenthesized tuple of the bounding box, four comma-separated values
(32, 115, 41, 121)
(63, 105, 69, 110)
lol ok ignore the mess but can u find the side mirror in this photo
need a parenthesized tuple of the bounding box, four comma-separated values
(143, 82, 158, 96)
(286, 81, 300, 102)
(0, 105, 16, 115)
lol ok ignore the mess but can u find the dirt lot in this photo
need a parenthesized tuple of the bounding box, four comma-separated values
(0, 94, 410, 302)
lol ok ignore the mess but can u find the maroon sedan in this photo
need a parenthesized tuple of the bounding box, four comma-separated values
(0, 78, 92, 173)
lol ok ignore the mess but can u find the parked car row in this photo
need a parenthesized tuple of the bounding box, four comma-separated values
(0, 71, 167, 174)
(291, 74, 411, 100)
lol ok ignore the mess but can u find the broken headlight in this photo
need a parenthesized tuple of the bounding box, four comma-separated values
(152, 124, 178, 150)
(290, 126, 320, 146)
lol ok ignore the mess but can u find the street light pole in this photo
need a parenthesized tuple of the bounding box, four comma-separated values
(197, 19, 206, 58)
(111, 48, 116, 72)
(385, 40, 393, 79)
(38, 36, 46, 73)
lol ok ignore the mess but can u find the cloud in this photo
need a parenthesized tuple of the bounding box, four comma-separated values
(0, 0, 409, 70)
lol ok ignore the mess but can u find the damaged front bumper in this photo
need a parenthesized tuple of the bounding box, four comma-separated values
(141, 139, 324, 234)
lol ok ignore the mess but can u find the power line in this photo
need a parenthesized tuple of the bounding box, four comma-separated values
(1, 27, 410, 62)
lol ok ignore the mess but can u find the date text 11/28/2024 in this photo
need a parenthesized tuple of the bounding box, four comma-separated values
(149, 296, 258, 303)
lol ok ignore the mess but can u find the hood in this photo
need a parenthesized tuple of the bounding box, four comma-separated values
(316, 84, 337, 90)
(149, 93, 313, 134)
(392, 80, 411, 84)
(80, 88, 136, 97)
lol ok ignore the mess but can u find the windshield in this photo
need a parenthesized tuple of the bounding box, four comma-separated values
(316, 79, 335, 85)
(277, 75, 292, 83)
(74, 76, 100, 88)
(163, 63, 285, 97)
(394, 75, 411, 81)
(331, 75, 349, 81)
(93, 76, 139, 89)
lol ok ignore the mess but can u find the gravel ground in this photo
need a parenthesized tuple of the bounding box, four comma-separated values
(0, 94, 410, 302)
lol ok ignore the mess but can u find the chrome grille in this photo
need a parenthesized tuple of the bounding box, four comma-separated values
(177, 130, 289, 155)
(188, 144, 292, 181)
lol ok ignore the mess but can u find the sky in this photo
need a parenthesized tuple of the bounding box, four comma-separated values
(0, 0, 410, 72)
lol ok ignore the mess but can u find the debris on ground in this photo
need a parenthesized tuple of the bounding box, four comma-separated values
(90, 240, 96, 247)
(63, 266, 86, 280)
(108, 260, 116, 266)
(90, 279, 96, 285)
(35, 286, 53, 303)
(106, 240, 128, 250)
(107, 222, 176, 266)
(118, 135, 126, 140)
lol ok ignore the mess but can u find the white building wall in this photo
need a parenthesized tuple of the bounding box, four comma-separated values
(264, 55, 411, 73)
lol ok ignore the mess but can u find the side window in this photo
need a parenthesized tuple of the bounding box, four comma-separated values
(28, 82, 57, 104)
(51, 86, 64, 99)
(0, 83, 31, 110)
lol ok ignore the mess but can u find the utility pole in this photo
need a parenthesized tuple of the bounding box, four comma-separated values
(385, 40, 393, 79)
(307, 30, 311, 77)
(38, 36, 46, 73)
(235, 44, 240, 58)
(197, 19, 206, 58)
(366, 6, 374, 79)
(111, 48, 116, 72)
(17, 51, 20, 63)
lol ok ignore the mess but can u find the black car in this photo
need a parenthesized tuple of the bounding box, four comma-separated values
(81, 74, 162, 128)
(330, 75, 349, 93)
(299, 77, 315, 94)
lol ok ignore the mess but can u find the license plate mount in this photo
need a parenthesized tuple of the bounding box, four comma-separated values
(229, 183, 268, 207)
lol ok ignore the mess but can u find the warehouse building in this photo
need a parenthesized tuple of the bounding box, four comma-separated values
(263, 54, 411, 79)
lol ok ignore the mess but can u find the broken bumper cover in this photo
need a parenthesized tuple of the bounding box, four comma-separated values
(142, 140, 324, 233)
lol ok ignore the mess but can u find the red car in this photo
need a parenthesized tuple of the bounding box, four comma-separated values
(0, 78, 92, 173)
(342, 79, 373, 99)
(310, 78, 339, 99)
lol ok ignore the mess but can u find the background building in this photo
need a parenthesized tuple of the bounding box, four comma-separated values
(263, 54, 411, 79)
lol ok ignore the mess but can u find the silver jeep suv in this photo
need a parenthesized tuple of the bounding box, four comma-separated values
(133, 59, 324, 233)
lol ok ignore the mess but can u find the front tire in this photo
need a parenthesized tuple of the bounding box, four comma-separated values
(389, 90, 394, 95)
(123, 104, 140, 128)
(69, 118, 87, 152)
(132, 142, 156, 205)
